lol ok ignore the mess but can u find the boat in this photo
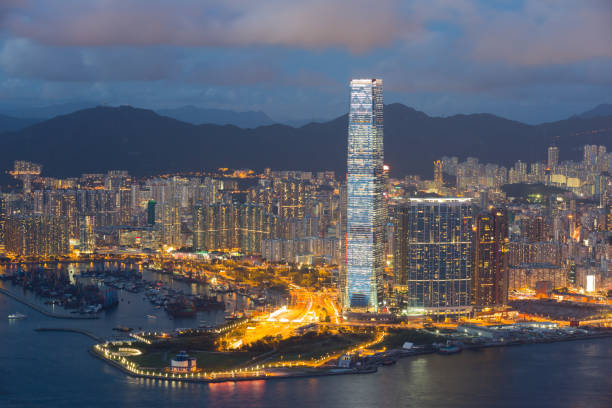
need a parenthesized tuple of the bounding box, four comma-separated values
(146, 314, 157, 319)
(113, 326, 133, 332)
(382, 357, 397, 366)
(165, 297, 197, 318)
(438, 341, 463, 355)
(8, 313, 26, 319)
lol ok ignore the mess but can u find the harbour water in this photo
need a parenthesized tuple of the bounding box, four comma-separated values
(1, 264, 612, 407)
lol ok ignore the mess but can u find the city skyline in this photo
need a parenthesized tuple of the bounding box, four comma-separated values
(2, 2, 612, 406)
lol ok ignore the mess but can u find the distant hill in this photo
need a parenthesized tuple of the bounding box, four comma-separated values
(283, 117, 332, 127)
(1, 103, 612, 179)
(0, 114, 40, 133)
(156, 106, 275, 128)
(0, 102, 99, 120)
(576, 104, 612, 119)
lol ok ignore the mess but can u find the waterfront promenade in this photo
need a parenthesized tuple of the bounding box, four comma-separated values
(0, 287, 99, 320)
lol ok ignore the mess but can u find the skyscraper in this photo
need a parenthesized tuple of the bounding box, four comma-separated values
(394, 198, 473, 317)
(472, 208, 509, 308)
(345, 79, 384, 311)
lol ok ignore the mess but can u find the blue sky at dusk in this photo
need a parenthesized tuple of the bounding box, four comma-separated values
(0, 0, 611, 123)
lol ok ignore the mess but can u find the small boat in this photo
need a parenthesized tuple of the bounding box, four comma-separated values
(8, 312, 27, 319)
(146, 314, 157, 319)
(438, 345, 462, 355)
(438, 341, 463, 355)
(382, 357, 397, 366)
(113, 326, 133, 332)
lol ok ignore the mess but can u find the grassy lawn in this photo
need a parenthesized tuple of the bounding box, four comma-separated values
(379, 328, 445, 349)
(267, 332, 376, 363)
(191, 352, 259, 370)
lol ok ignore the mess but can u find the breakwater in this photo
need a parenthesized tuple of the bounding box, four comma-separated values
(34, 327, 103, 342)
(0, 287, 99, 319)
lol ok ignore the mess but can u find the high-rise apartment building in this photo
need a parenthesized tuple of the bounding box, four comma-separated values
(434, 160, 443, 186)
(4, 215, 69, 257)
(472, 208, 509, 308)
(547, 146, 559, 169)
(345, 78, 384, 311)
(79, 215, 96, 254)
(193, 202, 275, 254)
(584, 144, 598, 167)
(394, 198, 473, 316)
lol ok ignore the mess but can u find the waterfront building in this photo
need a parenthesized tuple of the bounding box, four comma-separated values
(345, 78, 385, 311)
(394, 198, 473, 316)
(472, 208, 509, 308)
(169, 351, 197, 373)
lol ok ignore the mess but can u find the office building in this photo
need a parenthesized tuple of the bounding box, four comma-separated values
(345, 78, 384, 311)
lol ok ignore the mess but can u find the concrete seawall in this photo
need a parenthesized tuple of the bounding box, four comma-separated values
(35, 327, 103, 342)
(0, 287, 99, 320)
(88, 347, 378, 384)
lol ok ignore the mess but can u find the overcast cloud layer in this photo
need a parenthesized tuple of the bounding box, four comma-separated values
(0, 0, 611, 123)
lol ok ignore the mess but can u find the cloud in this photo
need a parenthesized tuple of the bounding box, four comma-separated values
(467, 0, 612, 65)
(1, 0, 410, 52)
(0, 0, 611, 124)
(0, 39, 179, 81)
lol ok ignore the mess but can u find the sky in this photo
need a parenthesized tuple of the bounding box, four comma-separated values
(0, 0, 611, 123)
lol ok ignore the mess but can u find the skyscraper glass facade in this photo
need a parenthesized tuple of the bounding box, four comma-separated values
(394, 198, 473, 316)
(345, 79, 384, 311)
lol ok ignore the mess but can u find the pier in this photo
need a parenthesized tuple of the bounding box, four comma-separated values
(0, 287, 99, 320)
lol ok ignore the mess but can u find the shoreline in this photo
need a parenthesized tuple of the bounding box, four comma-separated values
(86, 331, 612, 385)
(0, 287, 99, 320)
(88, 347, 378, 384)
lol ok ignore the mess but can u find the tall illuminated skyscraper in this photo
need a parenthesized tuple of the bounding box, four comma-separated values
(345, 78, 384, 311)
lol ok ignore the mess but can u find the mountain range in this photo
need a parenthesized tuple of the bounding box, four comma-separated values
(1, 103, 612, 180)
(156, 106, 275, 128)
(576, 104, 612, 119)
(0, 114, 41, 133)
